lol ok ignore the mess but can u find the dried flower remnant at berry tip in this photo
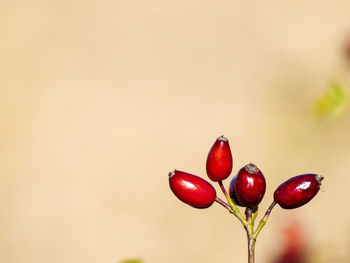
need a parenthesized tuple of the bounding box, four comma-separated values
(245, 163, 259, 174)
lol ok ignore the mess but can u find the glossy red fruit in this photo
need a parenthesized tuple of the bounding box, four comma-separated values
(206, 135, 233, 182)
(169, 170, 216, 208)
(229, 176, 243, 206)
(234, 163, 266, 208)
(274, 174, 323, 209)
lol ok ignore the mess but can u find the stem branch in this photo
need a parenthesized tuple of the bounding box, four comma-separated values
(253, 201, 276, 239)
(218, 181, 235, 207)
(218, 181, 247, 227)
(214, 197, 231, 211)
(251, 206, 258, 224)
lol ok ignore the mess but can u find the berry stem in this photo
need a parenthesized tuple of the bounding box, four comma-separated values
(251, 206, 258, 224)
(218, 181, 234, 206)
(214, 197, 231, 211)
(218, 181, 247, 226)
(253, 201, 276, 239)
(245, 207, 255, 263)
(245, 207, 253, 233)
(247, 236, 256, 263)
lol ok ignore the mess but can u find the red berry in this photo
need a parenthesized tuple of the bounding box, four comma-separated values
(229, 176, 243, 206)
(169, 170, 216, 208)
(234, 163, 266, 208)
(206, 135, 233, 182)
(274, 174, 323, 209)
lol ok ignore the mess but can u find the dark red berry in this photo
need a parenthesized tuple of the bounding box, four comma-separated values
(274, 174, 323, 209)
(229, 176, 243, 206)
(234, 163, 266, 208)
(206, 135, 233, 182)
(169, 170, 216, 208)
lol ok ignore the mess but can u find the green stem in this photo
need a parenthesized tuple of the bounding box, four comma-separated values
(245, 207, 255, 263)
(251, 206, 258, 224)
(218, 181, 235, 208)
(215, 182, 272, 263)
(253, 201, 276, 239)
(218, 181, 247, 227)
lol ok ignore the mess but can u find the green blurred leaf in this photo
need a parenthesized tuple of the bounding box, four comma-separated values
(313, 82, 348, 118)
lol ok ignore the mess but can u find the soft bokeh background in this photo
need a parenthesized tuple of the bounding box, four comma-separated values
(1, 1, 350, 262)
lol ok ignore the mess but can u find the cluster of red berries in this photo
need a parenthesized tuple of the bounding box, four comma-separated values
(169, 135, 323, 210)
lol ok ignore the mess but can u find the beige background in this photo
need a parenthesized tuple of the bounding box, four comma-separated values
(1, 1, 350, 262)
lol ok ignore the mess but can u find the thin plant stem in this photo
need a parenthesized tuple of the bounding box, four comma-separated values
(245, 207, 255, 263)
(214, 184, 277, 263)
(245, 207, 253, 234)
(253, 201, 276, 239)
(218, 181, 247, 227)
(247, 236, 256, 263)
(214, 197, 231, 211)
(218, 181, 235, 207)
(251, 206, 258, 224)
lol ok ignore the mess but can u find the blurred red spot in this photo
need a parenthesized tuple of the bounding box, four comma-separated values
(272, 220, 308, 263)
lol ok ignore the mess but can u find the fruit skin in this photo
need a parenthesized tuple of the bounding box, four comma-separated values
(234, 163, 266, 208)
(229, 176, 243, 206)
(169, 170, 216, 208)
(206, 135, 233, 182)
(274, 174, 323, 209)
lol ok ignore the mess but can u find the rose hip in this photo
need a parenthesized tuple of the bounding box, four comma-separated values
(234, 163, 266, 208)
(169, 170, 216, 208)
(274, 174, 323, 209)
(206, 135, 233, 182)
(229, 176, 243, 206)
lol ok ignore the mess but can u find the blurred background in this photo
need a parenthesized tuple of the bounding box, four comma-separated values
(1, 0, 350, 262)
